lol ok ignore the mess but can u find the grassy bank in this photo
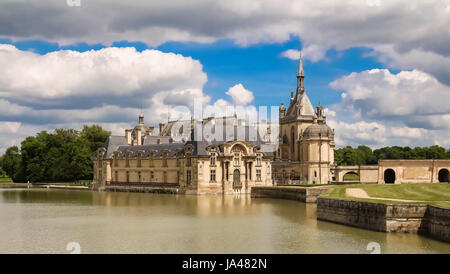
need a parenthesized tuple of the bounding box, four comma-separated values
(321, 183, 450, 208)
(0, 177, 13, 183)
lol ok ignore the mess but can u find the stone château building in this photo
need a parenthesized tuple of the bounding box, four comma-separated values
(93, 52, 449, 194)
(273, 53, 335, 184)
(93, 115, 274, 194)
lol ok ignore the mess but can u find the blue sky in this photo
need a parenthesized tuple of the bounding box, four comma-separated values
(0, 0, 449, 152)
(1, 36, 385, 108)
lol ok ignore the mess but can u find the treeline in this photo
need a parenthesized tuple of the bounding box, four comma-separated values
(0, 125, 110, 183)
(335, 145, 450, 166)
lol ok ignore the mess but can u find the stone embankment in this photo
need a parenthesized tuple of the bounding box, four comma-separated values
(317, 197, 450, 243)
(251, 186, 328, 203)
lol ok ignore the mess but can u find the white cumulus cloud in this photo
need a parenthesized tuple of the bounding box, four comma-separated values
(225, 83, 254, 105)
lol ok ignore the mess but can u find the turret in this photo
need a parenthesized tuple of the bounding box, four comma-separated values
(279, 102, 286, 119)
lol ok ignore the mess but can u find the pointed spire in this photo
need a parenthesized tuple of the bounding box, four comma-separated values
(297, 51, 304, 77)
(296, 51, 305, 94)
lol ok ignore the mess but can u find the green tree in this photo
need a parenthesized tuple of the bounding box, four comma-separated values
(1, 146, 22, 181)
(80, 125, 111, 153)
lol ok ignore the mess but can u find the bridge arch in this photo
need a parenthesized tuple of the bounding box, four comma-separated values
(343, 171, 360, 181)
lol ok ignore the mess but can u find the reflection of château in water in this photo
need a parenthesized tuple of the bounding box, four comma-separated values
(93, 53, 450, 194)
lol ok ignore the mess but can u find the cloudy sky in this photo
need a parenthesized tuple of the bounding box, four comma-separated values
(1, 0, 450, 152)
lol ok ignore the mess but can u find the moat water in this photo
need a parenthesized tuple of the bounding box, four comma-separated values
(0, 188, 449, 254)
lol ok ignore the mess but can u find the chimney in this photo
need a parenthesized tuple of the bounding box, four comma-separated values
(136, 128, 142, 145)
(147, 126, 155, 136)
(159, 123, 165, 136)
(125, 129, 132, 145)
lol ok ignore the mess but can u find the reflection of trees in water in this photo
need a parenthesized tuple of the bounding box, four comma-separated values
(1, 188, 94, 205)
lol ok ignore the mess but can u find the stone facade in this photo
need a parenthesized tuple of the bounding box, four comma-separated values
(93, 115, 273, 195)
(332, 160, 450, 184)
(378, 159, 450, 184)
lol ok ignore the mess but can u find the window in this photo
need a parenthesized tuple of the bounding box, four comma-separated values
(186, 156, 191, 167)
(256, 155, 261, 166)
(163, 171, 167, 183)
(126, 156, 130, 167)
(210, 169, 216, 182)
(114, 153, 118, 167)
(186, 170, 192, 185)
(126, 171, 129, 183)
(233, 153, 239, 166)
(210, 153, 216, 166)
(137, 153, 142, 167)
(149, 156, 154, 167)
(115, 171, 118, 182)
(138, 171, 142, 182)
(256, 170, 262, 181)
(150, 171, 154, 182)
(162, 155, 168, 167)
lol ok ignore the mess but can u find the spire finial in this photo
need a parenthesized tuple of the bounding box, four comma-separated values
(297, 51, 304, 77)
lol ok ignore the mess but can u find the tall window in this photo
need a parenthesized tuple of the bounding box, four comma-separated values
(126, 155, 130, 167)
(126, 171, 129, 183)
(150, 171, 154, 182)
(115, 171, 118, 182)
(114, 153, 118, 167)
(176, 155, 180, 167)
(163, 171, 167, 183)
(186, 155, 191, 167)
(210, 169, 216, 182)
(186, 170, 192, 185)
(138, 171, 142, 182)
(137, 155, 142, 167)
(256, 155, 261, 166)
(256, 170, 262, 181)
(162, 155, 168, 167)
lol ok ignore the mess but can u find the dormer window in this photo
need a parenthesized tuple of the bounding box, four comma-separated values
(210, 153, 216, 166)
(233, 152, 240, 166)
(256, 155, 261, 166)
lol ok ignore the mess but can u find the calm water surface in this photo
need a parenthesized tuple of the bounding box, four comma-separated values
(0, 188, 449, 254)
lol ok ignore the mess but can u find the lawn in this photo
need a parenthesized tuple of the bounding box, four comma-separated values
(321, 183, 450, 208)
(0, 177, 13, 183)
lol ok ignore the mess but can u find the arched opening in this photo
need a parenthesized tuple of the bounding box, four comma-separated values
(233, 169, 241, 188)
(438, 169, 449, 183)
(343, 171, 360, 181)
(384, 169, 396, 184)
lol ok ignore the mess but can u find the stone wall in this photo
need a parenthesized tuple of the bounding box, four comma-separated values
(317, 197, 450, 243)
(423, 206, 450, 243)
(251, 186, 328, 203)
